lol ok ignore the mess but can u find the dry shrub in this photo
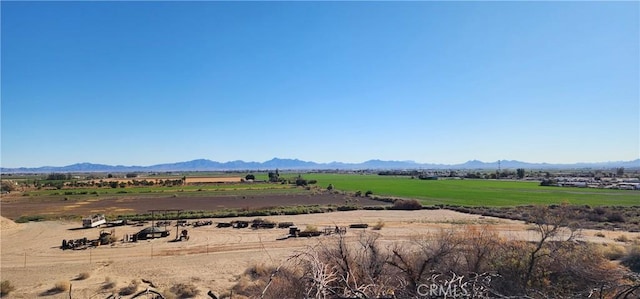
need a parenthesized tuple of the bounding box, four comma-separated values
(76, 272, 90, 280)
(594, 231, 606, 238)
(303, 225, 318, 232)
(1, 280, 16, 296)
(118, 279, 139, 296)
(372, 219, 385, 230)
(622, 245, 640, 273)
(162, 289, 177, 299)
(102, 277, 116, 290)
(601, 244, 627, 260)
(231, 263, 302, 298)
(231, 225, 631, 298)
(169, 282, 199, 298)
(391, 199, 422, 210)
(615, 234, 630, 242)
(53, 280, 71, 293)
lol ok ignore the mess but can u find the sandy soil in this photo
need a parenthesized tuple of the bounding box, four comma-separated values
(1, 211, 638, 298)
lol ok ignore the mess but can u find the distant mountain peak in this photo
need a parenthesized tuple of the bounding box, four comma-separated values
(1, 158, 638, 173)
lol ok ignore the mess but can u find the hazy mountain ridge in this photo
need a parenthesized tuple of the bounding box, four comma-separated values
(2, 158, 639, 173)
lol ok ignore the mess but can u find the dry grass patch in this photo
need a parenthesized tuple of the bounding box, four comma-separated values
(372, 219, 385, 230)
(102, 277, 116, 290)
(118, 279, 139, 296)
(1, 280, 16, 296)
(169, 282, 200, 298)
(42, 280, 71, 295)
(601, 243, 627, 260)
(75, 272, 90, 281)
(615, 234, 630, 243)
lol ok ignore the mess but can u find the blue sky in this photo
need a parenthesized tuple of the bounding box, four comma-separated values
(1, 1, 638, 168)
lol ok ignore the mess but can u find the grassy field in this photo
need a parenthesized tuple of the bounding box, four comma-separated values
(17, 182, 300, 199)
(305, 174, 640, 207)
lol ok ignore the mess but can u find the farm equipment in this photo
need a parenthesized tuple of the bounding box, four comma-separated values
(232, 220, 249, 229)
(82, 214, 106, 228)
(298, 231, 322, 237)
(278, 222, 294, 228)
(251, 218, 276, 229)
(176, 229, 190, 241)
(349, 223, 369, 229)
(105, 219, 127, 227)
(61, 237, 89, 250)
(279, 225, 347, 240)
(136, 227, 170, 240)
(193, 220, 213, 227)
(176, 220, 190, 227)
(61, 228, 118, 250)
(155, 220, 172, 227)
(99, 229, 117, 245)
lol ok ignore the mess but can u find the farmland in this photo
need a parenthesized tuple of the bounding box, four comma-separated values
(305, 173, 640, 206)
(2, 173, 640, 298)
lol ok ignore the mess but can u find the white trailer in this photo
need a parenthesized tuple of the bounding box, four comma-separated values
(82, 214, 106, 228)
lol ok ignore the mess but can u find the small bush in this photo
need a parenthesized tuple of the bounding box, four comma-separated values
(303, 225, 318, 233)
(622, 245, 640, 273)
(601, 244, 627, 260)
(607, 212, 626, 223)
(615, 234, 630, 243)
(118, 279, 139, 295)
(14, 215, 45, 223)
(53, 280, 71, 293)
(392, 199, 423, 210)
(76, 272, 90, 280)
(594, 232, 606, 238)
(337, 205, 358, 211)
(1, 280, 16, 296)
(170, 282, 200, 298)
(372, 219, 385, 230)
(102, 277, 116, 290)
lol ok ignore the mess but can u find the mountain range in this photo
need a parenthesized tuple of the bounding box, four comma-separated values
(2, 158, 639, 173)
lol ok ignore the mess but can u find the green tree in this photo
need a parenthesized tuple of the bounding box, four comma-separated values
(516, 168, 525, 179)
(617, 167, 625, 177)
(295, 178, 307, 186)
(268, 171, 279, 183)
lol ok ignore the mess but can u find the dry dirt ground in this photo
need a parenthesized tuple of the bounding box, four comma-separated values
(1, 211, 638, 298)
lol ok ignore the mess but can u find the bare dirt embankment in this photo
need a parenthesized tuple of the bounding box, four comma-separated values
(2, 210, 638, 298)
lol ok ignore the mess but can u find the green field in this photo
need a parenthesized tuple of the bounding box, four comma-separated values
(305, 174, 639, 207)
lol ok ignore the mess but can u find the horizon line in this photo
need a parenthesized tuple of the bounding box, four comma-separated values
(2, 157, 639, 169)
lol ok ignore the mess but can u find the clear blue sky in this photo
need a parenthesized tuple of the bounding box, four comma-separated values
(1, 1, 638, 168)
